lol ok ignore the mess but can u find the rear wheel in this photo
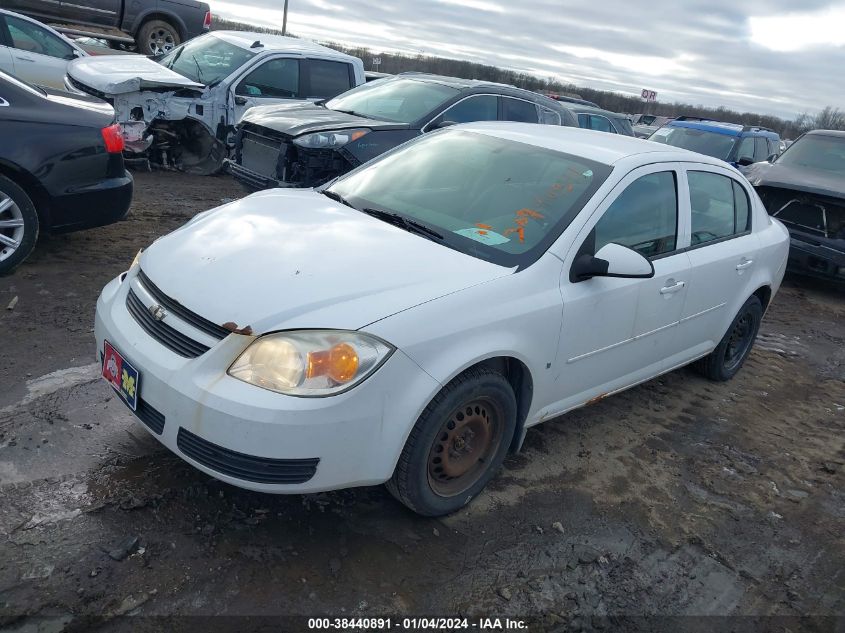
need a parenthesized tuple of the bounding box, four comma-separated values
(137, 20, 180, 56)
(697, 295, 762, 381)
(386, 367, 516, 516)
(0, 175, 39, 276)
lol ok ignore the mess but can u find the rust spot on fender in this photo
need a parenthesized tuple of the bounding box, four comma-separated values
(221, 322, 253, 336)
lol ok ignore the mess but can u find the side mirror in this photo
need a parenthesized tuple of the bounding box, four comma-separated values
(571, 243, 655, 282)
(767, 153, 778, 163)
(431, 119, 457, 130)
(737, 156, 755, 167)
(234, 95, 248, 106)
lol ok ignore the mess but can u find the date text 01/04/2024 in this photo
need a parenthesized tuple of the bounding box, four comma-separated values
(307, 617, 528, 630)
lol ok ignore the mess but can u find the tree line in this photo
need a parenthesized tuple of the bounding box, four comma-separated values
(213, 17, 843, 139)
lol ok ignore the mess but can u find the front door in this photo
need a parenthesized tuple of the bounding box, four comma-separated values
(231, 56, 302, 125)
(554, 164, 691, 412)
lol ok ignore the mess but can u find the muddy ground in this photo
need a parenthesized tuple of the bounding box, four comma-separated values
(0, 171, 843, 632)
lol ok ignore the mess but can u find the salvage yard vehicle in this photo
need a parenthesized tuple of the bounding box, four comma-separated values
(227, 72, 578, 190)
(0, 9, 88, 90)
(649, 116, 780, 167)
(95, 123, 789, 516)
(65, 31, 365, 174)
(3, 0, 211, 55)
(742, 129, 845, 283)
(561, 102, 635, 136)
(632, 114, 674, 139)
(0, 70, 133, 274)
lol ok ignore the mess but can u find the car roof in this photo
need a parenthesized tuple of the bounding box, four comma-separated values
(806, 129, 845, 139)
(210, 31, 360, 62)
(667, 118, 778, 139)
(453, 121, 729, 167)
(559, 103, 626, 119)
(396, 72, 513, 90)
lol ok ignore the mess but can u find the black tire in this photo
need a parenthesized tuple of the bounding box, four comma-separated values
(697, 295, 763, 381)
(386, 366, 517, 516)
(0, 174, 39, 276)
(136, 19, 181, 56)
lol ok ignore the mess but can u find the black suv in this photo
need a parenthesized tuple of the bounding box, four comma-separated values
(227, 73, 578, 191)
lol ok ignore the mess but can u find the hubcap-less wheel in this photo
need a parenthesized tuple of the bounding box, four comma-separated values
(427, 398, 504, 497)
(148, 29, 176, 55)
(0, 193, 25, 264)
(724, 311, 754, 371)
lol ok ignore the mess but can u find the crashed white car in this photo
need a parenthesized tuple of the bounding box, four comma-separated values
(95, 124, 789, 516)
(65, 31, 365, 173)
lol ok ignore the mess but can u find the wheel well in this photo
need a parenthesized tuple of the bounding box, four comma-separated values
(0, 162, 50, 228)
(753, 285, 772, 312)
(472, 357, 533, 454)
(136, 13, 185, 39)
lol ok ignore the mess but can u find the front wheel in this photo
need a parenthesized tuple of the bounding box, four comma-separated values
(386, 366, 517, 516)
(697, 295, 763, 381)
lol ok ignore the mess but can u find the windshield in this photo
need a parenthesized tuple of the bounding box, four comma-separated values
(325, 77, 458, 123)
(776, 134, 845, 174)
(649, 125, 737, 160)
(158, 35, 256, 86)
(327, 130, 611, 267)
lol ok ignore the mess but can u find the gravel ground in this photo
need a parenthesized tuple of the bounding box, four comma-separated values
(0, 171, 843, 632)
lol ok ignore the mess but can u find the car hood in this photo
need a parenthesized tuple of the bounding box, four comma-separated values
(241, 103, 407, 137)
(742, 161, 845, 200)
(139, 189, 510, 334)
(67, 55, 204, 94)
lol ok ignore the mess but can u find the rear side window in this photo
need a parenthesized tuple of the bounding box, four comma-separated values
(594, 171, 678, 257)
(6, 15, 74, 60)
(435, 95, 498, 125)
(236, 58, 300, 98)
(307, 59, 352, 99)
(588, 115, 615, 133)
(539, 106, 561, 125)
(688, 171, 751, 245)
(502, 97, 538, 123)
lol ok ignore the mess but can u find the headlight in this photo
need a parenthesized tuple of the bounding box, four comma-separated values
(227, 330, 393, 397)
(293, 129, 370, 149)
(130, 249, 143, 269)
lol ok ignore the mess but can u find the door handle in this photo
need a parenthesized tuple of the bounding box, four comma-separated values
(736, 258, 754, 271)
(659, 280, 686, 295)
(15, 56, 35, 62)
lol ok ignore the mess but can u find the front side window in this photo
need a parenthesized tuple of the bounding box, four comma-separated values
(6, 16, 74, 60)
(434, 95, 498, 125)
(307, 59, 351, 99)
(593, 171, 678, 257)
(328, 130, 611, 267)
(688, 171, 751, 245)
(159, 35, 256, 86)
(502, 97, 538, 123)
(736, 136, 755, 161)
(650, 126, 737, 161)
(236, 58, 299, 97)
(326, 77, 458, 124)
(753, 137, 769, 162)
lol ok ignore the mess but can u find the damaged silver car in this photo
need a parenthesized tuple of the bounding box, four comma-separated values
(64, 31, 365, 174)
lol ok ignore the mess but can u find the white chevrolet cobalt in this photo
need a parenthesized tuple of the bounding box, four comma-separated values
(95, 123, 789, 516)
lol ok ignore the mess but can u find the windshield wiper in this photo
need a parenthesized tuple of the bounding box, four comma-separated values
(192, 55, 205, 84)
(320, 189, 356, 209)
(333, 109, 373, 120)
(362, 208, 444, 241)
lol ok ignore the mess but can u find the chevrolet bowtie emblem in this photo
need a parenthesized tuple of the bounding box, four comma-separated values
(148, 303, 167, 321)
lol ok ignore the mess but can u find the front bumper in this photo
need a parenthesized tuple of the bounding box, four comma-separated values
(94, 268, 441, 493)
(224, 159, 282, 192)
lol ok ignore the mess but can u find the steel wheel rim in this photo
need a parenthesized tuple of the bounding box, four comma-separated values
(724, 311, 754, 370)
(427, 397, 504, 497)
(0, 192, 24, 263)
(149, 29, 175, 55)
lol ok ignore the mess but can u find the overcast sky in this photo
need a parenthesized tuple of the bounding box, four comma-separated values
(213, 0, 845, 119)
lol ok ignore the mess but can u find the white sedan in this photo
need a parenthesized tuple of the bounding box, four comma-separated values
(95, 123, 789, 516)
(0, 10, 87, 90)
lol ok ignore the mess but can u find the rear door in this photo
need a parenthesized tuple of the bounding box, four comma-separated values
(676, 164, 760, 358)
(303, 57, 354, 100)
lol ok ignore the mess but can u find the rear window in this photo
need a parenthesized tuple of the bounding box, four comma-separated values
(308, 59, 352, 99)
(650, 126, 737, 160)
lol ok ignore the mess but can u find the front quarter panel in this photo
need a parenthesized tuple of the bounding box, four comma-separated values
(365, 254, 565, 424)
